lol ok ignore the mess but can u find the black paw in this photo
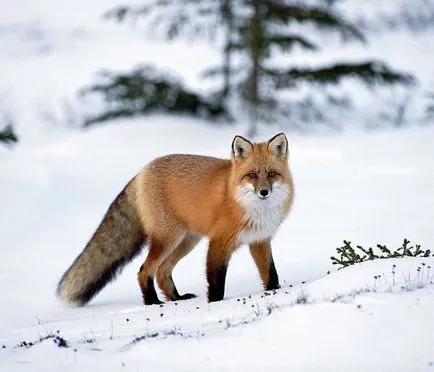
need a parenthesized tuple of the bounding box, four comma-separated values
(143, 295, 164, 305)
(144, 299, 164, 305)
(142, 276, 164, 305)
(266, 282, 280, 291)
(178, 293, 197, 301)
(208, 294, 224, 302)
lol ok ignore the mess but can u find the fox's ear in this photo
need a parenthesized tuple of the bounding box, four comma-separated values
(232, 135, 253, 159)
(268, 133, 288, 158)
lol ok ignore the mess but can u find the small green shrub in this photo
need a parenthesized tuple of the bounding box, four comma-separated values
(0, 124, 18, 145)
(331, 239, 432, 269)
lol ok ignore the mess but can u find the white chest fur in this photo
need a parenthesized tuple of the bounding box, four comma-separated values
(235, 183, 289, 245)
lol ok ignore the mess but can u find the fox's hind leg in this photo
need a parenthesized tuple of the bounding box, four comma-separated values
(137, 227, 185, 305)
(157, 232, 201, 301)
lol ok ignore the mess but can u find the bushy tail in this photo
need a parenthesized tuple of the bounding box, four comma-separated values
(57, 180, 146, 306)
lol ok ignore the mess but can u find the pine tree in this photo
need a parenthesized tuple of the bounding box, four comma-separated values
(105, 0, 415, 135)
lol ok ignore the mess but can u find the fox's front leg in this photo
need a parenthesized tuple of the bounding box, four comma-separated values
(249, 240, 280, 290)
(206, 237, 236, 302)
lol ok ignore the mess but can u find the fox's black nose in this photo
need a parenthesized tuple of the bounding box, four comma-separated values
(259, 189, 269, 197)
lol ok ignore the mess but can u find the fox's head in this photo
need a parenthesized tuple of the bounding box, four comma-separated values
(230, 132, 292, 203)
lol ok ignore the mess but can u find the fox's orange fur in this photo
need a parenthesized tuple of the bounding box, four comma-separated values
(57, 133, 294, 305)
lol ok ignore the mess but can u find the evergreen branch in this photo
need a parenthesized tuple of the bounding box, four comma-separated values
(104, 1, 219, 39)
(104, 0, 214, 21)
(103, 5, 151, 22)
(262, 1, 365, 42)
(80, 66, 231, 125)
(265, 61, 415, 88)
(265, 34, 318, 51)
(201, 64, 247, 79)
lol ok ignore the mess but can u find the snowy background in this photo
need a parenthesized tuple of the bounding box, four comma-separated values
(1, 0, 434, 371)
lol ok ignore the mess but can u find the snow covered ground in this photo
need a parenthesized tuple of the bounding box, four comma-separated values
(1, 120, 434, 371)
(1, 0, 434, 370)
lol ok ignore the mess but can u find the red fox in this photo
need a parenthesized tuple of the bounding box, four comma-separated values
(57, 133, 294, 305)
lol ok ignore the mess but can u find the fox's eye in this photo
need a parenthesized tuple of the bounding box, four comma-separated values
(248, 172, 257, 179)
(268, 171, 276, 178)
